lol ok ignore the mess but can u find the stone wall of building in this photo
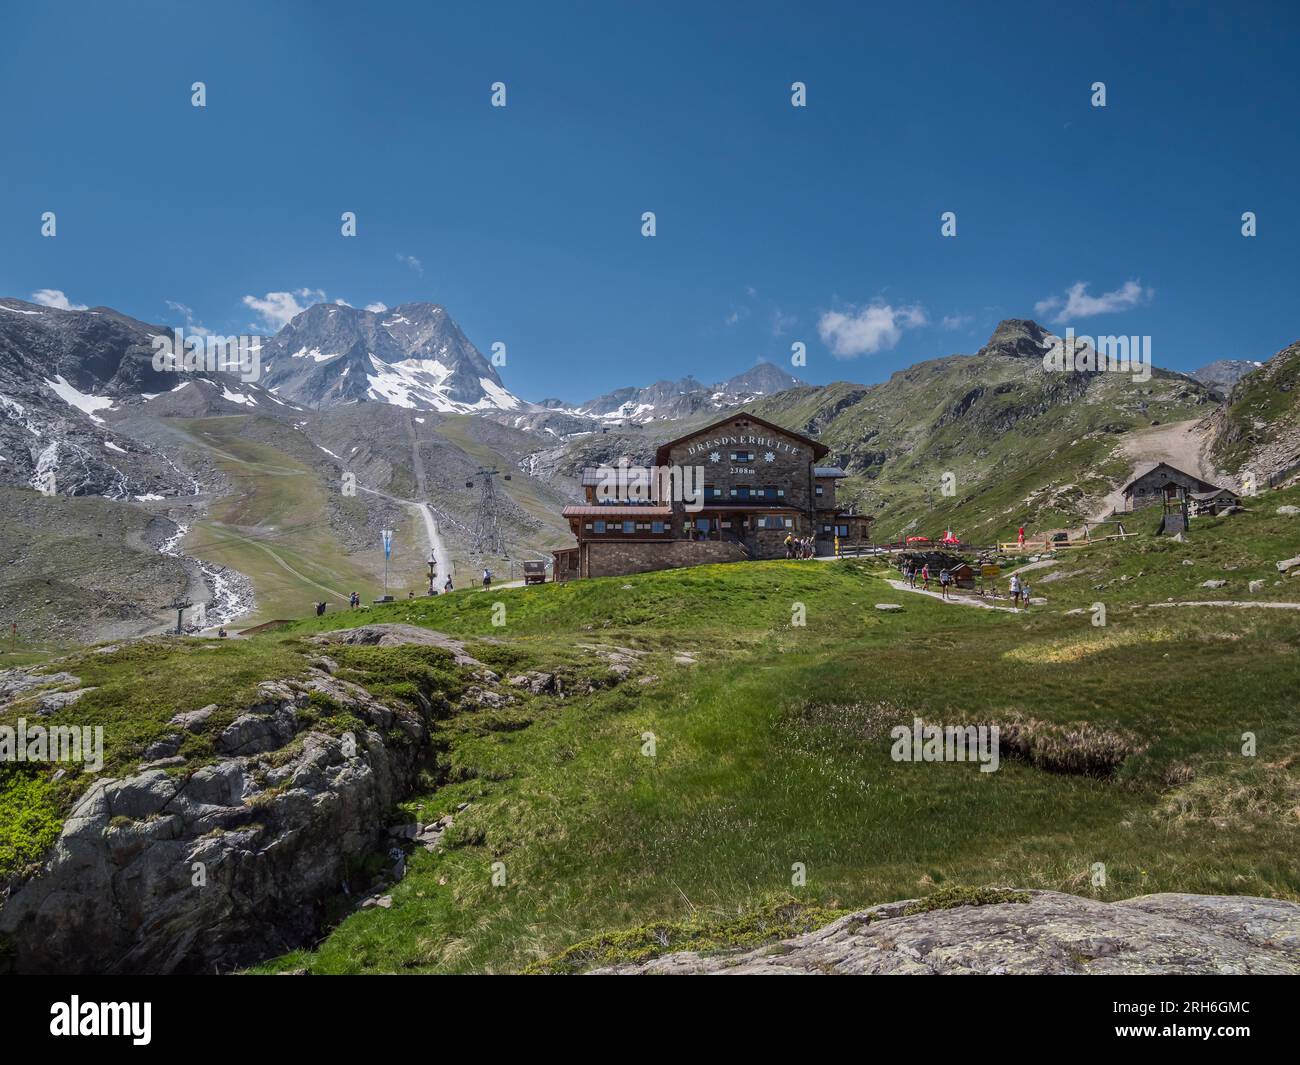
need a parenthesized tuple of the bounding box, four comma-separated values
(1124, 465, 1212, 510)
(582, 538, 746, 578)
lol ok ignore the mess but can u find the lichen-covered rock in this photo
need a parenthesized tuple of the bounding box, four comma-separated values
(591, 891, 1300, 974)
(0, 669, 436, 975)
(309, 623, 483, 667)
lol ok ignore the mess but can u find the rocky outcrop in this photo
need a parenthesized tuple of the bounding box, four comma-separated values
(593, 891, 1300, 974)
(0, 670, 437, 974)
(308, 623, 486, 668)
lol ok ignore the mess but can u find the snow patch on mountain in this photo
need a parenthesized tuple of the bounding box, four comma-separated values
(43, 375, 117, 423)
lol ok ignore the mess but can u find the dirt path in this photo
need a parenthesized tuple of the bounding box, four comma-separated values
(1147, 600, 1300, 611)
(407, 415, 428, 498)
(202, 524, 351, 602)
(1093, 417, 1221, 519)
(412, 502, 453, 584)
(884, 579, 1022, 613)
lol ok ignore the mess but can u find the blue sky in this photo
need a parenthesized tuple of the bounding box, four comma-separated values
(2, 0, 1297, 403)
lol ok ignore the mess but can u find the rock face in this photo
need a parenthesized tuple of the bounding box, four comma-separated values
(0, 670, 436, 975)
(593, 891, 1300, 974)
(976, 318, 1057, 360)
(0, 297, 211, 496)
(1191, 358, 1263, 395)
(257, 301, 522, 413)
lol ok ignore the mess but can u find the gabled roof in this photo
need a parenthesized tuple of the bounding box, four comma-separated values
(814, 466, 847, 478)
(654, 411, 830, 464)
(1190, 488, 1240, 500)
(1119, 461, 1223, 494)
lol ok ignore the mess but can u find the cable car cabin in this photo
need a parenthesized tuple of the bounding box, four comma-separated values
(523, 560, 547, 585)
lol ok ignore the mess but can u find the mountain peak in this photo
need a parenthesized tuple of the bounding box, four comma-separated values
(259, 300, 522, 414)
(978, 319, 1056, 360)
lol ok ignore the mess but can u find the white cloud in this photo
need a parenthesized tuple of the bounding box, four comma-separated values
(165, 300, 212, 337)
(242, 288, 326, 331)
(396, 253, 424, 276)
(1034, 280, 1152, 323)
(365, 302, 389, 313)
(771, 308, 797, 336)
(940, 313, 973, 330)
(31, 289, 88, 311)
(817, 302, 926, 358)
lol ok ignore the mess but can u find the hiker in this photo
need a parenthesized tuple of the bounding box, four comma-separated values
(939, 567, 952, 600)
(444, 576, 453, 593)
(906, 562, 917, 589)
(482, 567, 492, 588)
(315, 601, 326, 617)
(217, 626, 228, 638)
(920, 563, 931, 591)
(1009, 573, 1022, 607)
(784, 533, 794, 559)
(1020, 580, 1031, 610)
(407, 590, 415, 599)
(1017, 526, 1026, 549)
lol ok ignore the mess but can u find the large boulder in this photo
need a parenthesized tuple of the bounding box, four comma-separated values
(0, 670, 434, 974)
(593, 891, 1300, 974)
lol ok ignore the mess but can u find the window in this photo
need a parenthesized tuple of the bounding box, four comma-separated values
(651, 521, 665, 534)
(836, 525, 849, 537)
(584, 522, 593, 531)
(696, 518, 710, 532)
(822, 524, 832, 534)
(731, 485, 752, 499)
(815, 484, 824, 496)
(730, 450, 754, 462)
(623, 521, 635, 534)
(704, 484, 721, 499)
(593, 520, 606, 533)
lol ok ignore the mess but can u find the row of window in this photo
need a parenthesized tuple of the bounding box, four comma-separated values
(704, 485, 785, 499)
(820, 524, 851, 536)
(698, 516, 792, 530)
(584, 520, 668, 534)
(581, 516, 804, 536)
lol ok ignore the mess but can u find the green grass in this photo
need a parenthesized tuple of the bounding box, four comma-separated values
(172, 417, 396, 618)
(245, 487, 1300, 972)
(8, 485, 1299, 970)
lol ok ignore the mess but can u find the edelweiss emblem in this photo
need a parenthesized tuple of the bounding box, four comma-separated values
(708, 451, 721, 463)
(763, 451, 776, 463)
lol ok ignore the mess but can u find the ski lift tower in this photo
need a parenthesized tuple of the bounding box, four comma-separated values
(166, 596, 193, 635)
(466, 467, 511, 557)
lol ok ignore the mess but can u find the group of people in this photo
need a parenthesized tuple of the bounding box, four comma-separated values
(783, 534, 817, 559)
(902, 560, 955, 599)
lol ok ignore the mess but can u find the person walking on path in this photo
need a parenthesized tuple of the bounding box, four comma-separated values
(444, 576, 453, 593)
(920, 563, 931, 591)
(482, 567, 492, 589)
(939, 567, 953, 600)
(1009, 573, 1022, 607)
(1017, 526, 1026, 549)
(1020, 579, 1031, 611)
